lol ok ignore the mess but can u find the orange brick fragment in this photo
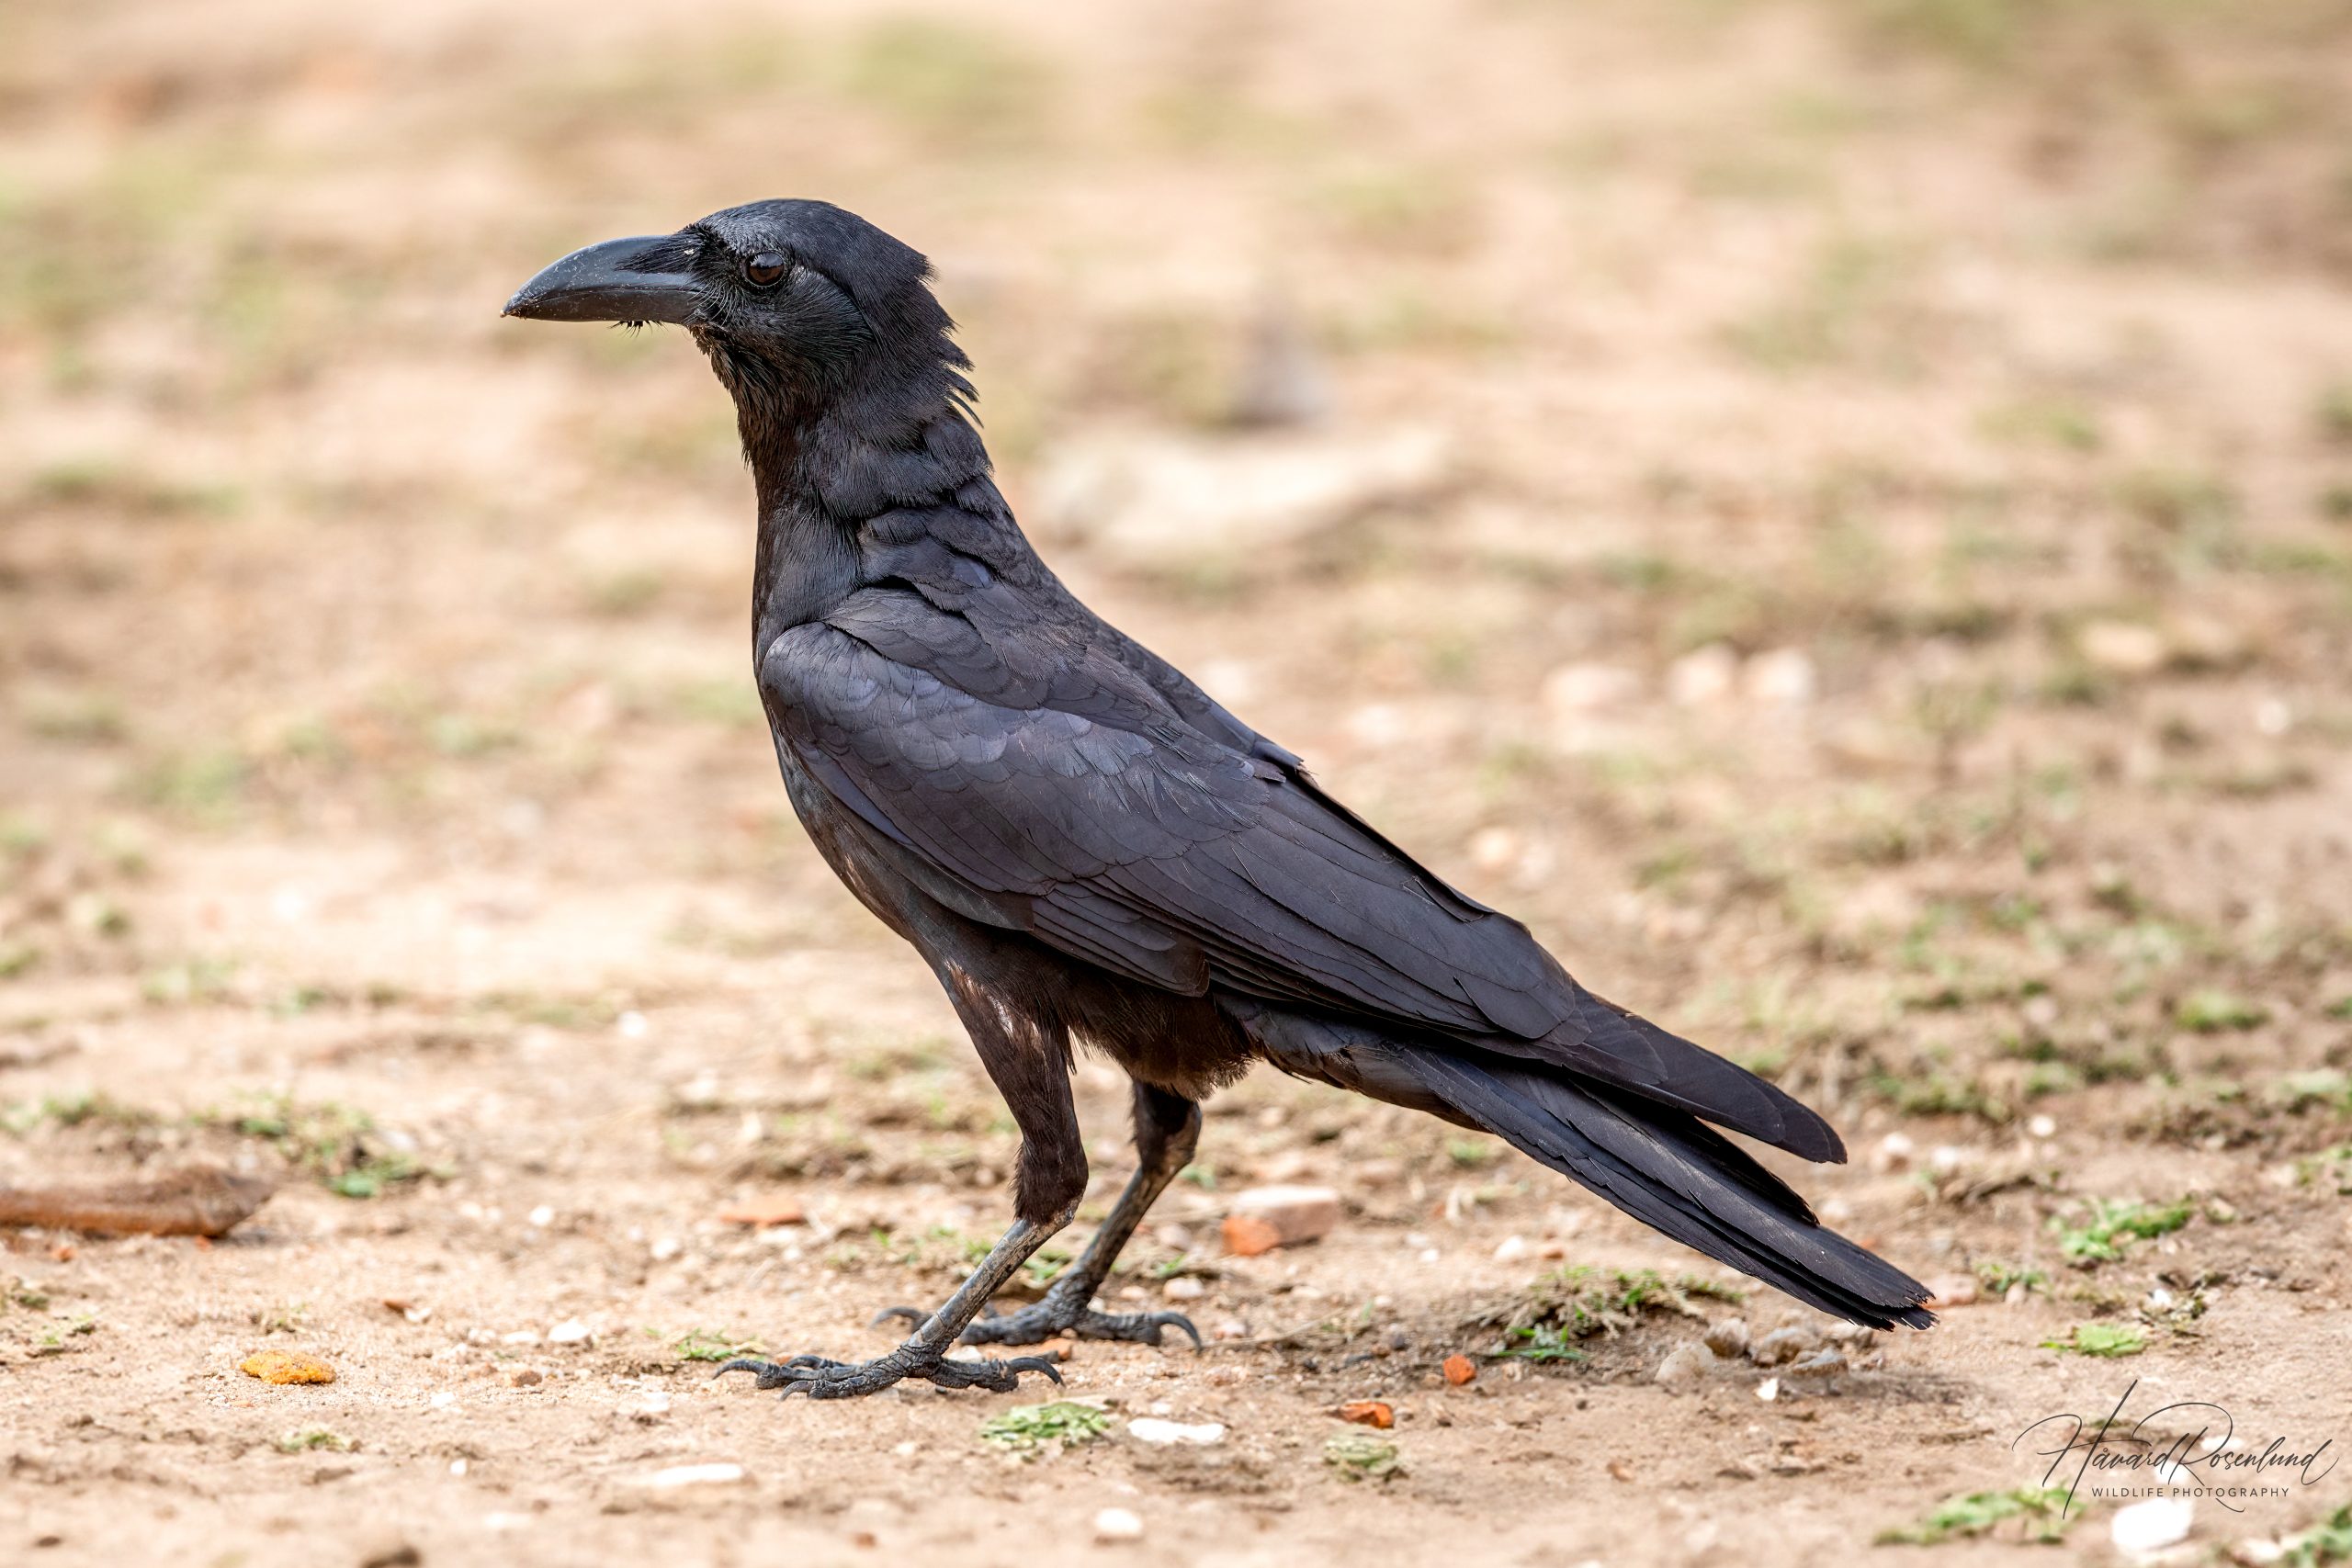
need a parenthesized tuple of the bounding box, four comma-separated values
(717, 1195, 806, 1227)
(1338, 1400, 1394, 1429)
(1221, 1213, 1282, 1257)
(239, 1349, 334, 1385)
(1442, 1354, 1476, 1386)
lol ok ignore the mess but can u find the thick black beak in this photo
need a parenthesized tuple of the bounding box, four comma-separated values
(503, 234, 698, 323)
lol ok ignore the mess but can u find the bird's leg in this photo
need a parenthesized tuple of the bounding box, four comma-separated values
(719, 960, 1089, 1401)
(878, 1081, 1204, 1348)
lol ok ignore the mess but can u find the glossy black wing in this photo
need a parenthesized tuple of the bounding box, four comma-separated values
(762, 587, 1838, 1159)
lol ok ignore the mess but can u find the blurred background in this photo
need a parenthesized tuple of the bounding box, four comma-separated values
(5, 0, 2352, 1562)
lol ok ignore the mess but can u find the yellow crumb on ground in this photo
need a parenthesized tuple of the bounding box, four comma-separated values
(239, 1350, 334, 1385)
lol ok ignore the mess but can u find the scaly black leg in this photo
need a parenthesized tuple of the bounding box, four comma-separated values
(719, 953, 1095, 1401)
(876, 1081, 1204, 1349)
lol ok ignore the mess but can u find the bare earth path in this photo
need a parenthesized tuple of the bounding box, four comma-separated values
(5, 1, 2352, 1562)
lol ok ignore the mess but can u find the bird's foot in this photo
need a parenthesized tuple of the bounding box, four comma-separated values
(713, 1345, 1062, 1401)
(874, 1293, 1203, 1349)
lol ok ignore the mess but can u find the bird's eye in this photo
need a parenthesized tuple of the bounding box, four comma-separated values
(742, 253, 788, 288)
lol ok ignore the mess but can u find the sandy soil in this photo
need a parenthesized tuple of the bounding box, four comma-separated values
(5, 1, 2352, 1563)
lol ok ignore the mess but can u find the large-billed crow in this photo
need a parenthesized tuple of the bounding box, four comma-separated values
(505, 200, 1932, 1400)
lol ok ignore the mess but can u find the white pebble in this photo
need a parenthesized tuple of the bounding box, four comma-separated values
(1162, 1276, 1204, 1301)
(1742, 647, 1815, 707)
(616, 1010, 649, 1039)
(527, 1205, 555, 1228)
(1492, 1235, 1529, 1263)
(1093, 1507, 1145, 1543)
(2110, 1496, 2193, 1557)
(2028, 1114, 2057, 1139)
(1125, 1418, 1225, 1446)
(1540, 661, 1640, 715)
(548, 1318, 594, 1346)
(637, 1463, 746, 1491)
(1754, 1377, 1780, 1403)
(1669, 644, 1738, 705)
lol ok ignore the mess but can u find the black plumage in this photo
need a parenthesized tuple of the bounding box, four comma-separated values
(504, 199, 1930, 1400)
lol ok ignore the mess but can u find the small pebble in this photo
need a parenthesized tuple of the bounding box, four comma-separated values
(1925, 1275, 1979, 1308)
(1654, 1342, 1711, 1392)
(634, 1463, 746, 1491)
(1491, 1235, 1529, 1263)
(1743, 647, 1815, 706)
(1786, 1348, 1846, 1379)
(1702, 1318, 1749, 1359)
(1162, 1276, 1204, 1302)
(1747, 1326, 1819, 1367)
(1222, 1185, 1340, 1255)
(1125, 1418, 1225, 1446)
(2111, 1496, 2194, 1557)
(2080, 620, 2165, 675)
(548, 1319, 593, 1346)
(1093, 1507, 1144, 1543)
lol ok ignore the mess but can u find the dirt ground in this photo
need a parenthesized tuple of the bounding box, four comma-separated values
(6, 1, 2352, 1563)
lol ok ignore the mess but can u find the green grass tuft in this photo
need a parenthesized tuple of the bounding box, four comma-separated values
(2041, 1322, 2148, 1358)
(1877, 1485, 2075, 1545)
(2053, 1198, 2192, 1264)
(978, 1400, 1109, 1457)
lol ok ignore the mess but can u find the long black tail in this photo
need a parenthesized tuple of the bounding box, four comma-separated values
(1230, 1001, 1934, 1331)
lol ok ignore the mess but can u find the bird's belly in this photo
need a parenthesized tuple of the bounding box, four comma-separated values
(770, 741, 924, 944)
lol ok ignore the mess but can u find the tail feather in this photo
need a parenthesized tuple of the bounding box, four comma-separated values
(1235, 1001, 1933, 1332)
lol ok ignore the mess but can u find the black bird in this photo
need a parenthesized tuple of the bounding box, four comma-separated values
(504, 200, 1933, 1401)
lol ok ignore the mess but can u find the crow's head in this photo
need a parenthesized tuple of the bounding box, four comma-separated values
(505, 199, 964, 427)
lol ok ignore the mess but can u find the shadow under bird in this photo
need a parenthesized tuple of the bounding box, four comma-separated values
(503, 200, 1934, 1401)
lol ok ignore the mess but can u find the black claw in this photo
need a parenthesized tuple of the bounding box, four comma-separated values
(870, 1305, 925, 1330)
(1149, 1312, 1205, 1350)
(1001, 1355, 1063, 1385)
(713, 1357, 798, 1391)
